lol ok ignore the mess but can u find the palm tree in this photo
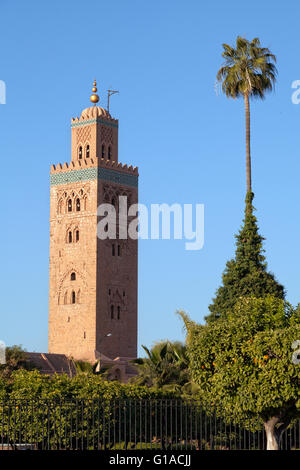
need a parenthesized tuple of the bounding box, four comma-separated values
(216, 36, 277, 194)
(130, 341, 190, 389)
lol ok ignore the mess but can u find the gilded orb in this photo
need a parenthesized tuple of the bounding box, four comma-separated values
(90, 93, 99, 104)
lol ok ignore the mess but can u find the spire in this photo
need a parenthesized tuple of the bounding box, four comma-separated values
(90, 79, 99, 105)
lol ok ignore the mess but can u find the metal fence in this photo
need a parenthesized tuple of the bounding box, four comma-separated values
(0, 399, 299, 450)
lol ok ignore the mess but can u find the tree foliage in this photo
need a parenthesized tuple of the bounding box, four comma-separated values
(0, 345, 34, 379)
(130, 341, 190, 392)
(206, 193, 285, 322)
(180, 296, 300, 449)
(216, 36, 277, 100)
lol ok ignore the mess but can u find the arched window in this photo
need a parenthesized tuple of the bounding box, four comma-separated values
(111, 305, 114, 319)
(68, 231, 72, 243)
(71, 272, 76, 281)
(76, 198, 80, 211)
(67, 199, 72, 212)
(101, 144, 105, 159)
(78, 146, 83, 159)
(108, 146, 112, 160)
(86, 144, 90, 158)
(72, 291, 76, 304)
(76, 230, 79, 242)
(117, 245, 121, 257)
(117, 306, 120, 320)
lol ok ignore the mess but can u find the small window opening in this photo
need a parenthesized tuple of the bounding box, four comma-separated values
(78, 146, 83, 159)
(86, 144, 90, 158)
(76, 230, 79, 242)
(101, 144, 105, 159)
(72, 291, 76, 304)
(112, 244, 115, 256)
(108, 146, 112, 160)
(71, 272, 76, 281)
(68, 199, 72, 212)
(111, 305, 114, 319)
(76, 198, 80, 211)
(68, 231, 72, 243)
(117, 306, 120, 320)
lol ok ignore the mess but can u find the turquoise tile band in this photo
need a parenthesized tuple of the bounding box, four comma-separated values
(50, 167, 138, 188)
(71, 119, 118, 129)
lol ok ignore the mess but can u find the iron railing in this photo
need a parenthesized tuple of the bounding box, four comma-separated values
(0, 399, 299, 450)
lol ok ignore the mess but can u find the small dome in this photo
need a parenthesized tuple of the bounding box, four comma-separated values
(80, 106, 111, 120)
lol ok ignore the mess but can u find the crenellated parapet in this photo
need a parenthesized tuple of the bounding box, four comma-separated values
(50, 157, 138, 188)
(51, 157, 138, 175)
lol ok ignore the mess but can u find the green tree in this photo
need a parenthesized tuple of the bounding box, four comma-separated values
(206, 193, 284, 322)
(216, 36, 277, 193)
(180, 296, 300, 450)
(0, 345, 33, 379)
(130, 341, 190, 390)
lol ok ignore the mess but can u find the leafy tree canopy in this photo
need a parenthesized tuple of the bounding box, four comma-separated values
(130, 341, 190, 392)
(180, 296, 300, 449)
(206, 193, 285, 322)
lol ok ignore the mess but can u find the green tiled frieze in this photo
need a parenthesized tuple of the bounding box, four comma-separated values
(50, 167, 138, 188)
(71, 118, 118, 129)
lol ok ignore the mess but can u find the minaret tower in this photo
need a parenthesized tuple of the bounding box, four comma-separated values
(48, 81, 138, 362)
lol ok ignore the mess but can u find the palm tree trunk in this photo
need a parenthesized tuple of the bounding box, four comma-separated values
(244, 93, 252, 193)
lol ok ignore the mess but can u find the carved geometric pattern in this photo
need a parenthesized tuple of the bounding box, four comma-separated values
(51, 167, 138, 188)
(76, 126, 91, 144)
(56, 186, 89, 214)
(100, 125, 113, 144)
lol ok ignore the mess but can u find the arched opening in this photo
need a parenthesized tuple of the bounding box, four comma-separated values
(76, 198, 80, 211)
(117, 245, 121, 257)
(101, 144, 105, 159)
(78, 146, 83, 159)
(117, 306, 120, 320)
(76, 230, 79, 242)
(86, 144, 90, 158)
(111, 305, 114, 319)
(112, 244, 115, 256)
(68, 231, 72, 243)
(67, 199, 72, 212)
(70, 272, 76, 281)
(72, 291, 76, 304)
(108, 146, 112, 160)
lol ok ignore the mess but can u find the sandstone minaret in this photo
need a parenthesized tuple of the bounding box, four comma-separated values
(49, 81, 138, 362)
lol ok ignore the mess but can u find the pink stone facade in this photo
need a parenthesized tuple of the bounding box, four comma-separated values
(48, 105, 138, 364)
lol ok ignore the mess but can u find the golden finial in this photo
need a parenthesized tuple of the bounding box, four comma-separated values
(90, 79, 99, 104)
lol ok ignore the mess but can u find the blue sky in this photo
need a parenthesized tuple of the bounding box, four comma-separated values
(1, 0, 300, 356)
